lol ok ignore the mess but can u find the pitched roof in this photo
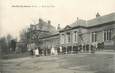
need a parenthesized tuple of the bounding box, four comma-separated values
(29, 19, 58, 39)
(64, 25, 71, 29)
(87, 13, 115, 27)
(36, 19, 57, 34)
(70, 19, 87, 27)
(60, 12, 115, 32)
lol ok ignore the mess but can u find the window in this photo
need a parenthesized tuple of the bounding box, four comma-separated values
(104, 31, 106, 41)
(109, 29, 112, 40)
(74, 31, 78, 42)
(104, 29, 112, 41)
(32, 25, 36, 30)
(92, 32, 97, 42)
(61, 34, 65, 44)
(67, 32, 71, 43)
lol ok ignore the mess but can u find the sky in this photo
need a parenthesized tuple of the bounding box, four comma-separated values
(0, 0, 115, 39)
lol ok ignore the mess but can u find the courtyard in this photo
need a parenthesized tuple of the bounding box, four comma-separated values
(0, 51, 115, 73)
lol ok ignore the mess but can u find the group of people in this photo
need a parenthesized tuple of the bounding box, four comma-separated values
(30, 47, 59, 56)
(27, 43, 59, 57)
(27, 43, 40, 57)
(27, 43, 99, 57)
(30, 48, 39, 57)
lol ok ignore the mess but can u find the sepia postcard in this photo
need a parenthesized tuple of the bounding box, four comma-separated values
(0, 0, 115, 73)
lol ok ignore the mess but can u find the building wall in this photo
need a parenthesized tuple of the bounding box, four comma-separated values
(60, 28, 89, 47)
(86, 23, 115, 50)
(59, 23, 115, 50)
(88, 23, 115, 42)
(40, 35, 60, 49)
(39, 14, 115, 52)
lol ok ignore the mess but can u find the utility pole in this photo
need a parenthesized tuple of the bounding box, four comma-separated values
(78, 28, 84, 52)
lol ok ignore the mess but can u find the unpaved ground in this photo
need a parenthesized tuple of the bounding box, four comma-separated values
(1, 52, 115, 73)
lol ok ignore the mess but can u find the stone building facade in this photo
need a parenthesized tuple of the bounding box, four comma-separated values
(28, 12, 115, 55)
(27, 18, 59, 55)
(59, 13, 115, 53)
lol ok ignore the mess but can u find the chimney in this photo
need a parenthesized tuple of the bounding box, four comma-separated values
(57, 24, 61, 30)
(39, 18, 43, 23)
(96, 12, 100, 18)
(48, 20, 51, 25)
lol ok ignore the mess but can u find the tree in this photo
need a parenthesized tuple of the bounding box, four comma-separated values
(20, 27, 42, 46)
(10, 39, 16, 52)
(0, 37, 8, 54)
(19, 28, 30, 53)
(0, 35, 17, 54)
(20, 29, 28, 43)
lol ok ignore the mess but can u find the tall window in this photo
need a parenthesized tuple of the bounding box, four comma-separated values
(92, 32, 97, 42)
(74, 31, 78, 42)
(104, 31, 106, 41)
(104, 29, 112, 41)
(67, 32, 71, 43)
(61, 34, 65, 44)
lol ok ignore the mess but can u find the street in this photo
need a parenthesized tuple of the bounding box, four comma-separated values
(1, 51, 115, 73)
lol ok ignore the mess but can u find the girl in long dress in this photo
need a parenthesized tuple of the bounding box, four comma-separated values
(34, 48, 39, 57)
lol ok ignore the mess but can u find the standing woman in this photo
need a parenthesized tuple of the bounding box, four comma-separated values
(35, 48, 39, 57)
(27, 44, 34, 56)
